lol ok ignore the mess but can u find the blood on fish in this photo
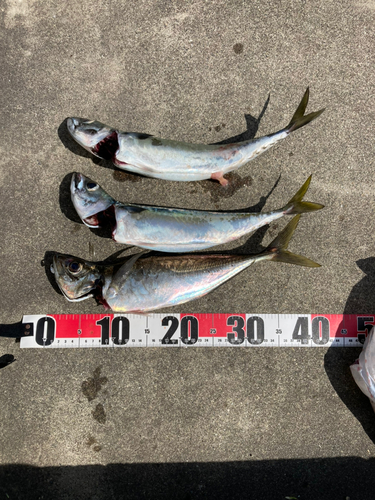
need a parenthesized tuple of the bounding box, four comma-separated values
(94, 131, 119, 160)
(97, 205, 116, 231)
(97, 295, 111, 310)
(92, 279, 110, 310)
(84, 205, 117, 233)
(114, 158, 130, 168)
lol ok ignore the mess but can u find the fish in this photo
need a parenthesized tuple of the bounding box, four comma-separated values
(50, 214, 320, 313)
(71, 172, 324, 253)
(350, 327, 375, 413)
(67, 88, 324, 186)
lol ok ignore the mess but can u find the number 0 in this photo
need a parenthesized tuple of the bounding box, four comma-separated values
(35, 316, 55, 346)
(312, 316, 329, 345)
(181, 316, 198, 345)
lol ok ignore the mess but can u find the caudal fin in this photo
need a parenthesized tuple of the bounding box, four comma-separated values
(286, 88, 325, 134)
(283, 175, 324, 215)
(265, 214, 321, 267)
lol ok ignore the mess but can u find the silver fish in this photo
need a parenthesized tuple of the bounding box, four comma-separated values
(351, 327, 375, 413)
(67, 88, 324, 186)
(51, 215, 320, 312)
(71, 172, 323, 253)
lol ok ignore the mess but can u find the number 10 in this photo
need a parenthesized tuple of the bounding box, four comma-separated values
(96, 316, 130, 345)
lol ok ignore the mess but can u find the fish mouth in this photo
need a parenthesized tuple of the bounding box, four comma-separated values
(67, 117, 89, 135)
(71, 171, 90, 195)
(87, 205, 116, 231)
(60, 289, 94, 302)
(71, 171, 83, 192)
(67, 117, 79, 135)
(66, 117, 75, 134)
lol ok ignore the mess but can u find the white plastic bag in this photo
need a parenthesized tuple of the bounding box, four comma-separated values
(350, 327, 375, 412)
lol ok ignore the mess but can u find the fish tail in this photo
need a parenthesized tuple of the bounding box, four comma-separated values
(286, 88, 325, 134)
(264, 214, 321, 267)
(283, 175, 324, 215)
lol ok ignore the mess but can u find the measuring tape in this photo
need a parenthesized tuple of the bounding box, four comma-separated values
(0, 313, 373, 348)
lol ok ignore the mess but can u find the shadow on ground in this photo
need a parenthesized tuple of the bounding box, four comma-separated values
(1, 457, 374, 500)
(0, 354, 15, 369)
(324, 346, 375, 444)
(212, 93, 270, 145)
(343, 258, 375, 314)
(324, 257, 375, 444)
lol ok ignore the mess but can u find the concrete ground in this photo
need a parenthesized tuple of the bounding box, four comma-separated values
(1, 0, 375, 498)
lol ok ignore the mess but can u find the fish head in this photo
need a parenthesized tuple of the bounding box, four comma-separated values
(71, 173, 115, 227)
(51, 253, 101, 302)
(67, 118, 118, 159)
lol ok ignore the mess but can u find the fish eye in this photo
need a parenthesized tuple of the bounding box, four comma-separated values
(68, 261, 83, 274)
(84, 128, 98, 135)
(86, 182, 99, 191)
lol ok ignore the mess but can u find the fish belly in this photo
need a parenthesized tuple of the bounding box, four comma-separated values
(115, 135, 245, 181)
(104, 256, 256, 312)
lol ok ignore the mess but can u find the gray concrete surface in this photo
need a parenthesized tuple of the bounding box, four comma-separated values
(1, 0, 375, 498)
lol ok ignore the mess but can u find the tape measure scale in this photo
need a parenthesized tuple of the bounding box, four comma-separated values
(13, 313, 375, 348)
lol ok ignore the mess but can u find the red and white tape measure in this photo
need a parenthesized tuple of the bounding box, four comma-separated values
(2, 313, 372, 348)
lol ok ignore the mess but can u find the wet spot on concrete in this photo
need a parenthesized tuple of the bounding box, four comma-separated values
(113, 170, 141, 182)
(92, 403, 106, 424)
(86, 435, 102, 452)
(70, 224, 81, 234)
(86, 435, 97, 447)
(214, 123, 226, 132)
(233, 43, 244, 54)
(82, 366, 108, 402)
(201, 173, 253, 204)
(187, 185, 197, 194)
(267, 223, 280, 238)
